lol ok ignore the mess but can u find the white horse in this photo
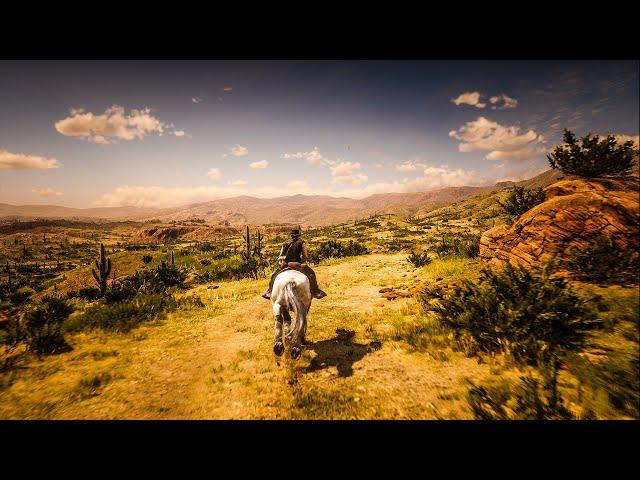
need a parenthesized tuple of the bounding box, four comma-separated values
(270, 269, 312, 359)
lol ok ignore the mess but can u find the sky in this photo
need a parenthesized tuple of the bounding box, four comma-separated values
(0, 60, 638, 209)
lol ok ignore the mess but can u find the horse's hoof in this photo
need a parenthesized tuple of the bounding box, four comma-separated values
(273, 342, 284, 357)
(291, 347, 301, 360)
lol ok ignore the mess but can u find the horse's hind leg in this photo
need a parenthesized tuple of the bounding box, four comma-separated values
(290, 311, 307, 360)
(272, 302, 285, 357)
(282, 308, 292, 340)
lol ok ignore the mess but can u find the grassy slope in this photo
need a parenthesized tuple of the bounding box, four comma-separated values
(1, 254, 499, 419)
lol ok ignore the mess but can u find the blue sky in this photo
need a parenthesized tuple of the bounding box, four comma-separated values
(0, 60, 637, 208)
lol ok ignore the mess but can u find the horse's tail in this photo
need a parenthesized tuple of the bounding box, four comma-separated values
(283, 280, 305, 316)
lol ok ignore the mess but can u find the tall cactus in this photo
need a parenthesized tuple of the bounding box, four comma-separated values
(92, 243, 112, 297)
(243, 225, 251, 259)
(253, 230, 263, 257)
(171, 250, 175, 266)
(5, 262, 11, 289)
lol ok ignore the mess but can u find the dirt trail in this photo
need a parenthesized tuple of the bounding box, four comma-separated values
(1, 254, 490, 419)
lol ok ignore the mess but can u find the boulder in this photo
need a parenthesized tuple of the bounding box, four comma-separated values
(480, 177, 639, 269)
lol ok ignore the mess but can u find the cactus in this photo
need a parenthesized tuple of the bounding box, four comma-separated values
(243, 225, 251, 259)
(6, 262, 11, 289)
(91, 243, 112, 297)
(253, 230, 263, 257)
(171, 250, 175, 266)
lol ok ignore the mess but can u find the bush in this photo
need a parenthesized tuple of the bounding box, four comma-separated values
(497, 186, 545, 218)
(67, 287, 101, 301)
(467, 376, 574, 420)
(68, 294, 180, 333)
(424, 262, 601, 366)
(406, 251, 432, 268)
(433, 234, 480, 258)
(309, 240, 368, 263)
(566, 235, 639, 285)
(547, 129, 638, 177)
(23, 296, 74, 354)
(142, 254, 153, 264)
(199, 259, 211, 267)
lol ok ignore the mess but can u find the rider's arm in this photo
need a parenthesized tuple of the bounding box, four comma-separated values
(277, 244, 286, 267)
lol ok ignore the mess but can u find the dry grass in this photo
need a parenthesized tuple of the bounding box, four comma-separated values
(0, 253, 494, 419)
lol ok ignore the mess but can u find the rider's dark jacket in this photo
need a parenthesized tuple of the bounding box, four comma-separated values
(278, 237, 308, 266)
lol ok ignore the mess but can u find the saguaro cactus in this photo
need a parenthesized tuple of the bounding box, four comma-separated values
(171, 250, 175, 266)
(6, 262, 11, 289)
(92, 243, 112, 297)
(243, 225, 251, 259)
(253, 230, 263, 257)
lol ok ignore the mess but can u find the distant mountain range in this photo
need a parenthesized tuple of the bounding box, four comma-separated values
(0, 169, 567, 226)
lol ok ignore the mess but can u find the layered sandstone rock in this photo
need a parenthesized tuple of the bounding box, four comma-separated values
(480, 177, 639, 269)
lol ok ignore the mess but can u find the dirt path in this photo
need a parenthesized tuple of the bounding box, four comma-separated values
(0, 254, 491, 419)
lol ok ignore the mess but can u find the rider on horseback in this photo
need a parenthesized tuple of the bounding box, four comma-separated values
(261, 228, 327, 300)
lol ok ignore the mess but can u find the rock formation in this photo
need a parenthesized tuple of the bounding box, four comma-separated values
(480, 177, 639, 269)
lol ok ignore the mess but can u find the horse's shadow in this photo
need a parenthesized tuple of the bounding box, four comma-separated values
(303, 328, 381, 378)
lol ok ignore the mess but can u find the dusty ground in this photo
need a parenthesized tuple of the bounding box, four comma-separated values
(0, 253, 498, 419)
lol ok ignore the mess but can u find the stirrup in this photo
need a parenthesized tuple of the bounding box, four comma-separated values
(261, 292, 271, 299)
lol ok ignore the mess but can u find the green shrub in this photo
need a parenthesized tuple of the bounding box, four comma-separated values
(406, 251, 432, 268)
(547, 129, 638, 177)
(68, 294, 180, 333)
(199, 259, 211, 267)
(497, 186, 545, 218)
(142, 254, 153, 264)
(23, 296, 74, 354)
(569, 353, 639, 419)
(309, 240, 368, 263)
(566, 235, 639, 285)
(67, 287, 101, 301)
(467, 376, 574, 420)
(425, 262, 600, 366)
(433, 234, 480, 258)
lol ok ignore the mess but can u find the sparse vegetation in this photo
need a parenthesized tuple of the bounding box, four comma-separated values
(309, 239, 369, 263)
(22, 296, 74, 355)
(547, 128, 638, 177)
(406, 250, 432, 268)
(497, 186, 545, 219)
(566, 235, 639, 285)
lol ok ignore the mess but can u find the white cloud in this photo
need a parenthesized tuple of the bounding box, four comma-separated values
(451, 92, 486, 109)
(54, 105, 182, 144)
(282, 146, 328, 166)
(395, 162, 417, 172)
(206, 168, 221, 179)
(0, 149, 60, 170)
(227, 179, 247, 186)
(329, 161, 367, 185)
(489, 94, 518, 110)
(173, 130, 186, 137)
(612, 133, 639, 147)
(221, 86, 233, 92)
(32, 187, 63, 197)
(191, 97, 203, 104)
(228, 144, 248, 157)
(250, 160, 269, 169)
(449, 116, 545, 162)
(91, 163, 482, 208)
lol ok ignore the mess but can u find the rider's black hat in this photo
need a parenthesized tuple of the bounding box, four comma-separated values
(290, 228, 301, 237)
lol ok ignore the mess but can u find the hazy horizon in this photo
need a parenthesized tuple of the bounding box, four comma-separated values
(1, 60, 638, 209)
